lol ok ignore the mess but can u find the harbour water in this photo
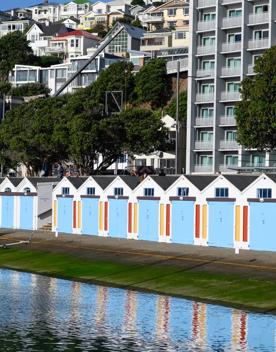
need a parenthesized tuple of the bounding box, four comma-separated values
(0, 269, 274, 351)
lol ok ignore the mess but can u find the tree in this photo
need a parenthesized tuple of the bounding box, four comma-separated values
(0, 82, 11, 95)
(134, 58, 172, 108)
(90, 61, 135, 107)
(87, 24, 107, 38)
(131, 0, 145, 6)
(0, 32, 32, 82)
(235, 46, 276, 150)
(131, 18, 143, 28)
(10, 83, 50, 97)
(165, 90, 187, 122)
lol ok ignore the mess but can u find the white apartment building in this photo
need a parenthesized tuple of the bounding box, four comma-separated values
(186, 0, 276, 174)
(0, 19, 32, 37)
(29, 2, 61, 23)
(59, 1, 91, 20)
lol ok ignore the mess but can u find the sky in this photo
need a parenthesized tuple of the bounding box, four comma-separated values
(0, 0, 66, 11)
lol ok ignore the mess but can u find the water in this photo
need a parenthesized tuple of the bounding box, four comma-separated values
(0, 269, 275, 352)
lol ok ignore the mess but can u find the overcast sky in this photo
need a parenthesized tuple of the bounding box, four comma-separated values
(0, 1, 66, 11)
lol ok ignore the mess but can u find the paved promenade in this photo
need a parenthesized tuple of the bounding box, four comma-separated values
(0, 229, 276, 281)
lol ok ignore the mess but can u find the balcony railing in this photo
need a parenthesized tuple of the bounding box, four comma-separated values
(221, 0, 241, 4)
(248, 38, 269, 50)
(221, 16, 242, 28)
(195, 117, 214, 126)
(197, 44, 215, 55)
(221, 66, 241, 76)
(194, 164, 213, 172)
(247, 65, 255, 75)
(139, 14, 163, 23)
(220, 116, 236, 126)
(196, 92, 214, 102)
(196, 68, 215, 77)
(197, 20, 216, 31)
(197, 0, 216, 8)
(248, 12, 269, 25)
(220, 140, 239, 150)
(221, 42, 241, 52)
(219, 164, 238, 172)
(220, 91, 241, 101)
(195, 141, 213, 150)
(166, 58, 188, 74)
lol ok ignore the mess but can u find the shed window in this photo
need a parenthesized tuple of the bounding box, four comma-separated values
(62, 187, 70, 195)
(257, 188, 272, 199)
(4, 187, 11, 193)
(114, 187, 123, 196)
(24, 187, 31, 194)
(87, 187, 95, 195)
(177, 187, 189, 197)
(215, 188, 229, 198)
(144, 188, 154, 197)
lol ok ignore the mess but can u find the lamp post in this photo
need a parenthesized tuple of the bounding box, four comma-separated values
(175, 60, 180, 174)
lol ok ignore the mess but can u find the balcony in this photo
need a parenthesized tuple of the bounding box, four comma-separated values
(221, 42, 241, 53)
(195, 92, 214, 103)
(248, 38, 269, 50)
(220, 140, 239, 150)
(221, 0, 241, 4)
(139, 14, 163, 23)
(197, 44, 215, 55)
(46, 46, 65, 54)
(166, 58, 188, 74)
(195, 141, 213, 150)
(194, 164, 213, 172)
(220, 91, 240, 101)
(197, 0, 216, 8)
(219, 164, 238, 172)
(35, 39, 49, 48)
(248, 13, 269, 25)
(220, 116, 236, 126)
(197, 20, 216, 31)
(221, 16, 242, 28)
(221, 66, 241, 77)
(247, 65, 255, 75)
(195, 117, 213, 126)
(196, 68, 215, 78)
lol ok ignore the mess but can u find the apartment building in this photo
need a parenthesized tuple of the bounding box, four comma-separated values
(186, 0, 276, 174)
(59, 0, 91, 20)
(29, 2, 60, 23)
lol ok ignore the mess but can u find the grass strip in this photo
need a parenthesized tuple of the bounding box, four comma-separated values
(0, 248, 276, 313)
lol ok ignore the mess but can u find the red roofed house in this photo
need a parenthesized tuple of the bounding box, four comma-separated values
(46, 29, 100, 60)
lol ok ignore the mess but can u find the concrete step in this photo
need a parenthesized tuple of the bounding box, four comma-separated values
(39, 223, 52, 232)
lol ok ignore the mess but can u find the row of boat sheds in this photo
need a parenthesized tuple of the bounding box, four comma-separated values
(0, 173, 276, 252)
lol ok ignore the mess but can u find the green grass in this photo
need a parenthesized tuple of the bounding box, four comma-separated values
(0, 248, 276, 312)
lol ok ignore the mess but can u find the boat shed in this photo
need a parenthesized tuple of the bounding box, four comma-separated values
(0, 177, 22, 229)
(16, 177, 58, 231)
(241, 173, 276, 251)
(77, 176, 115, 236)
(165, 175, 212, 245)
(134, 176, 178, 242)
(52, 177, 88, 234)
(103, 176, 139, 239)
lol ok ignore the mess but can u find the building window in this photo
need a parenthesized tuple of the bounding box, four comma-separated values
(87, 187, 95, 195)
(70, 39, 74, 47)
(228, 9, 242, 17)
(177, 187, 189, 197)
(4, 187, 11, 193)
(215, 188, 229, 198)
(167, 8, 176, 16)
(175, 31, 186, 40)
(183, 7, 189, 16)
(226, 106, 236, 117)
(227, 33, 241, 43)
(225, 155, 238, 166)
(62, 187, 70, 195)
(75, 39, 79, 48)
(144, 188, 154, 197)
(24, 187, 31, 194)
(114, 187, 123, 196)
(257, 188, 272, 199)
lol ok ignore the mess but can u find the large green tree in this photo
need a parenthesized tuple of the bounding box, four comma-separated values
(89, 61, 135, 108)
(165, 90, 187, 122)
(134, 58, 172, 108)
(235, 46, 276, 150)
(0, 31, 33, 82)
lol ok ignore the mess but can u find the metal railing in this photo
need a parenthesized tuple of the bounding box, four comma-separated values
(219, 140, 239, 149)
(196, 92, 214, 102)
(197, 0, 216, 8)
(220, 91, 241, 101)
(248, 38, 269, 50)
(197, 20, 216, 31)
(197, 44, 215, 55)
(221, 66, 241, 76)
(195, 141, 213, 150)
(194, 164, 213, 172)
(248, 12, 269, 25)
(195, 117, 214, 126)
(221, 42, 241, 52)
(166, 58, 188, 74)
(196, 68, 215, 77)
(221, 16, 242, 28)
(220, 116, 236, 126)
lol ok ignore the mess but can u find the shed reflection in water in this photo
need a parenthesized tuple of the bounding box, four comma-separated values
(0, 269, 274, 351)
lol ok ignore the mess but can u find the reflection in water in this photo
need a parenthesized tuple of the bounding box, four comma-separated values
(0, 269, 275, 351)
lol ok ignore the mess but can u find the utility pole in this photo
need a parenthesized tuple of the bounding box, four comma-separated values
(175, 60, 180, 174)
